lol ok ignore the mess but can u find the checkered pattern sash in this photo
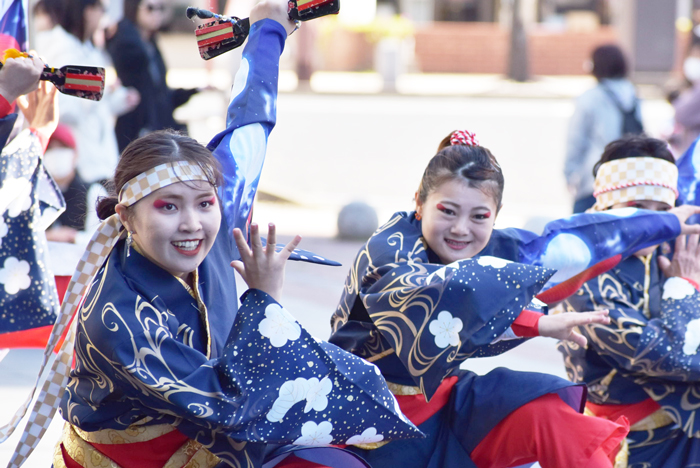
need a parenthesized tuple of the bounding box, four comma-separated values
(593, 156, 678, 211)
(1, 161, 211, 467)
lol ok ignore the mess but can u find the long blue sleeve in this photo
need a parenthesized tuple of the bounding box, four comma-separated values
(482, 208, 681, 299)
(207, 19, 285, 239)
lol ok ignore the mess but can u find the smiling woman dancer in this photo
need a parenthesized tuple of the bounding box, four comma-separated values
(1, 3, 419, 468)
(329, 130, 700, 468)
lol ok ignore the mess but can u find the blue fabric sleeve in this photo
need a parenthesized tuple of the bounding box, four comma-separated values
(483, 209, 681, 291)
(97, 289, 419, 449)
(207, 19, 286, 239)
(0, 113, 17, 150)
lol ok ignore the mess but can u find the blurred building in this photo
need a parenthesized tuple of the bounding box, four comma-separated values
(315, 0, 686, 82)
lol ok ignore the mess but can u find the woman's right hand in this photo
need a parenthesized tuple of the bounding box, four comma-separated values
(249, 0, 298, 35)
(231, 223, 301, 302)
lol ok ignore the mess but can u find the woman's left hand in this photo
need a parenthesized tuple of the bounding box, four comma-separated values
(537, 309, 610, 347)
(231, 223, 301, 302)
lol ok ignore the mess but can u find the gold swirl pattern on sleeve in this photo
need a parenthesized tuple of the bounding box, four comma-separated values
(64, 259, 228, 428)
(366, 259, 458, 380)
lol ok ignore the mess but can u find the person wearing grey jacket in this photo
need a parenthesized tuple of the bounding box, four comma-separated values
(565, 45, 643, 213)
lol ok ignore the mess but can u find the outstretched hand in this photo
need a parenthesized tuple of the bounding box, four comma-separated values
(669, 205, 700, 235)
(231, 223, 302, 302)
(538, 309, 610, 347)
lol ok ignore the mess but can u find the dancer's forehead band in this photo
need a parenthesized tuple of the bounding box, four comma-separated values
(593, 156, 678, 211)
(118, 161, 212, 206)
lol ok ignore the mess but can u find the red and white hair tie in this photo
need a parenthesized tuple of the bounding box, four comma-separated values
(450, 130, 479, 147)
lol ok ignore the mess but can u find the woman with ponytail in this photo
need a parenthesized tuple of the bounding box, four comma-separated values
(329, 130, 700, 467)
(2, 3, 420, 467)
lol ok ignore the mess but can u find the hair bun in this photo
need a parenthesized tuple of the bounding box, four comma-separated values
(96, 196, 119, 220)
(450, 130, 479, 147)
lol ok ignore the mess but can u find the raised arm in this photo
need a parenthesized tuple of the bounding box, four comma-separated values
(207, 3, 296, 239)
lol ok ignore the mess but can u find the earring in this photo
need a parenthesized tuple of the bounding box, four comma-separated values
(126, 231, 134, 257)
(415, 212, 422, 221)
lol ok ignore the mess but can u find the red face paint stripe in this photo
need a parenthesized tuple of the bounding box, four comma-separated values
(482, 211, 492, 218)
(153, 200, 169, 209)
(437, 203, 446, 210)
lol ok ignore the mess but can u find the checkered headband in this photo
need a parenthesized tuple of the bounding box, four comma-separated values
(2, 161, 213, 467)
(592, 156, 678, 211)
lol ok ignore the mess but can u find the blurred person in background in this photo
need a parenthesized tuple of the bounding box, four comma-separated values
(44, 124, 107, 245)
(35, 0, 139, 186)
(564, 44, 643, 214)
(32, 0, 63, 33)
(670, 41, 700, 157)
(106, 0, 199, 152)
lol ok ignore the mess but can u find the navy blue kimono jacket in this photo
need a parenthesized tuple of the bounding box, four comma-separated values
(559, 250, 700, 467)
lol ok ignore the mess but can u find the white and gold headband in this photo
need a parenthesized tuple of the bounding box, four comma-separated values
(592, 156, 678, 211)
(2, 161, 212, 467)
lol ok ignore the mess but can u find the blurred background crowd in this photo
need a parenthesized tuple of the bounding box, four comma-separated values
(20, 0, 700, 245)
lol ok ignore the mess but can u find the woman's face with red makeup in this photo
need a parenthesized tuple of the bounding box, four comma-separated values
(121, 180, 221, 281)
(416, 178, 498, 264)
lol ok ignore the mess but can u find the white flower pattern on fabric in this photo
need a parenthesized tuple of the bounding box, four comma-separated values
(267, 376, 332, 422)
(1, 177, 32, 218)
(345, 428, 384, 445)
(663, 277, 697, 301)
(0, 217, 7, 247)
(476, 256, 511, 269)
(428, 311, 462, 348)
(683, 318, 700, 356)
(0, 257, 31, 294)
(304, 377, 332, 413)
(293, 421, 333, 446)
(258, 303, 301, 347)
